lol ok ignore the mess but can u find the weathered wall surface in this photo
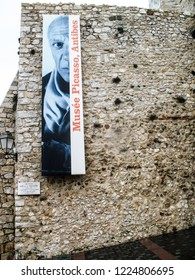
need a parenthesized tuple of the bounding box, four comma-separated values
(12, 3, 195, 259)
(160, 0, 194, 14)
(149, 0, 195, 14)
(0, 75, 18, 259)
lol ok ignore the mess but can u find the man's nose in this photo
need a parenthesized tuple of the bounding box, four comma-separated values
(62, 42, 69, 60)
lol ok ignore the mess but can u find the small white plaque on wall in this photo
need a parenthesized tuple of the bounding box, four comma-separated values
(18, 182, 40, 195)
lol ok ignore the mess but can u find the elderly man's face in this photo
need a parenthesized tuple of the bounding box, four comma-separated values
(48, 17, 69, 82)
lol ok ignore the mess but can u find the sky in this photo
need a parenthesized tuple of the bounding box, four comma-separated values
(0, 0, 148, 105)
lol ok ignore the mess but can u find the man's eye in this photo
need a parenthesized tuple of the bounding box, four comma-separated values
(53, 42, 64, 49)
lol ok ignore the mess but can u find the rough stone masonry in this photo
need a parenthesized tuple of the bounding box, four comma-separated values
(0, 2, 194, 259)
(0, 74, 18, 260)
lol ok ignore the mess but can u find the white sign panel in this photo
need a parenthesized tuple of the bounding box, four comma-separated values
(18, 182, 40, 195)
(69, 15, 85, 175)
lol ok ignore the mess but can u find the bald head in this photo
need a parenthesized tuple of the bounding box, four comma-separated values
(48, 15, 70, 82)
(48, 15, 69, 41)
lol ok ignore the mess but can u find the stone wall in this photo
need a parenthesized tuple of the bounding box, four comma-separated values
(0, 74, 18, 259)
(149, 0, 195, 14)
(2, 2, 194, 259)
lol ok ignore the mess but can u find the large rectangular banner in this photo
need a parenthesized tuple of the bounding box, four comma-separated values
(42, 15, 85, 175)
